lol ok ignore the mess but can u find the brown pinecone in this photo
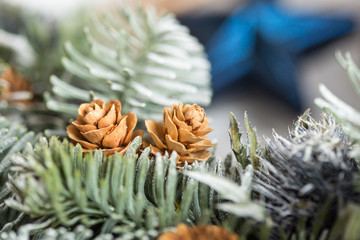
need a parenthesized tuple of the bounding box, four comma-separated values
(158, 224, 238, 240)
(145, 102, 215, 168)
(67, 99, 143, 155)
(0, 67, 33, 104)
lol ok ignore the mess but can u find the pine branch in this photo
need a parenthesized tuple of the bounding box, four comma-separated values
(186, 165, 265, 222)
(5, 136, 233, 238)
(186, 158, 270, 240)
(228, 112, 260, 169)
(47, 3, 212, 121)
(0, 2, 87, 133)
(315, 51, 360, 158)
(0, 1, 86, 96)
(256, 111, 360, 237)
(0, 224, 94, 240)
(0, 114, 41, 232)
(0, 29, 35, 68)
(191, 112, 360, 239)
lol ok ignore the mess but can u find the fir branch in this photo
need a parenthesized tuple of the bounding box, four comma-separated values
(5, 136, 231, 239)
(197, 112, 360, 239)
(315, 52, 360, 158)
(47, 3, 212, 121)
(228, 112, 247, 168)
(0, 1, 86, 96)
(228, 112, 260, 169)
(256, 111, 360, 238)
(186, 165, 265, 222)
(0, 29, 35, 68)
(0, 114, 41, 232)
(0, 224, 94, 240)
(186, 156, 270, 240)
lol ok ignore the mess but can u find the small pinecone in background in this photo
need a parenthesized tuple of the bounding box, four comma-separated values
(158, 224, 238, 240)
(253, 110, 360, 236)
(145, 102, 215, 168)
(0, 67, 33, 104)
(67, 99, 143, 155)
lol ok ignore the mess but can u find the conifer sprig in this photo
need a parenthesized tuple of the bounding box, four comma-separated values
(0, 225, 94, 240)
(4, 136, 231, 238)
(0, 115, 40, 232)
(190, 112, 360, 239)
(0, 2, 85, 95)
(47, 3, 212, 121)
(257, 112, 358, 236)
(315, 52, 360, 158)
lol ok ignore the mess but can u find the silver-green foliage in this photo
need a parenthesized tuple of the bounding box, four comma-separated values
(0, 1, 86, 95)
(189, 112, 360, 240)
(186, 169, 272, 240)
(315, 52, 360, 157)
(188, 112, 265, 221)
(47, 3, 212, 121)
(186, 113, 271, 240)
(186, 165, 265, 222)
(5, 136, 228, 239)
(0, 115, 40, 232)
(0, 225, 93, 240)
(228, 112, 259, 169)
(258, 111, 358, 236)
(0, 116, 35, 178)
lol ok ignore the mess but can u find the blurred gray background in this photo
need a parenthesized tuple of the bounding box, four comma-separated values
(206, 33, 360, 158)
(142, 0, 360, 158)
(155, 0, 360, 158)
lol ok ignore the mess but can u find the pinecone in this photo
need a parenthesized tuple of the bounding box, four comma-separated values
(67, 99, 143, 155)
(145, 103, 215, 168)
(158, 224, 238, 240)
(0, 67, 33, 104)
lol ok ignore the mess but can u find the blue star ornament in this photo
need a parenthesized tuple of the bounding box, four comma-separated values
(207, 1, 355, 109)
